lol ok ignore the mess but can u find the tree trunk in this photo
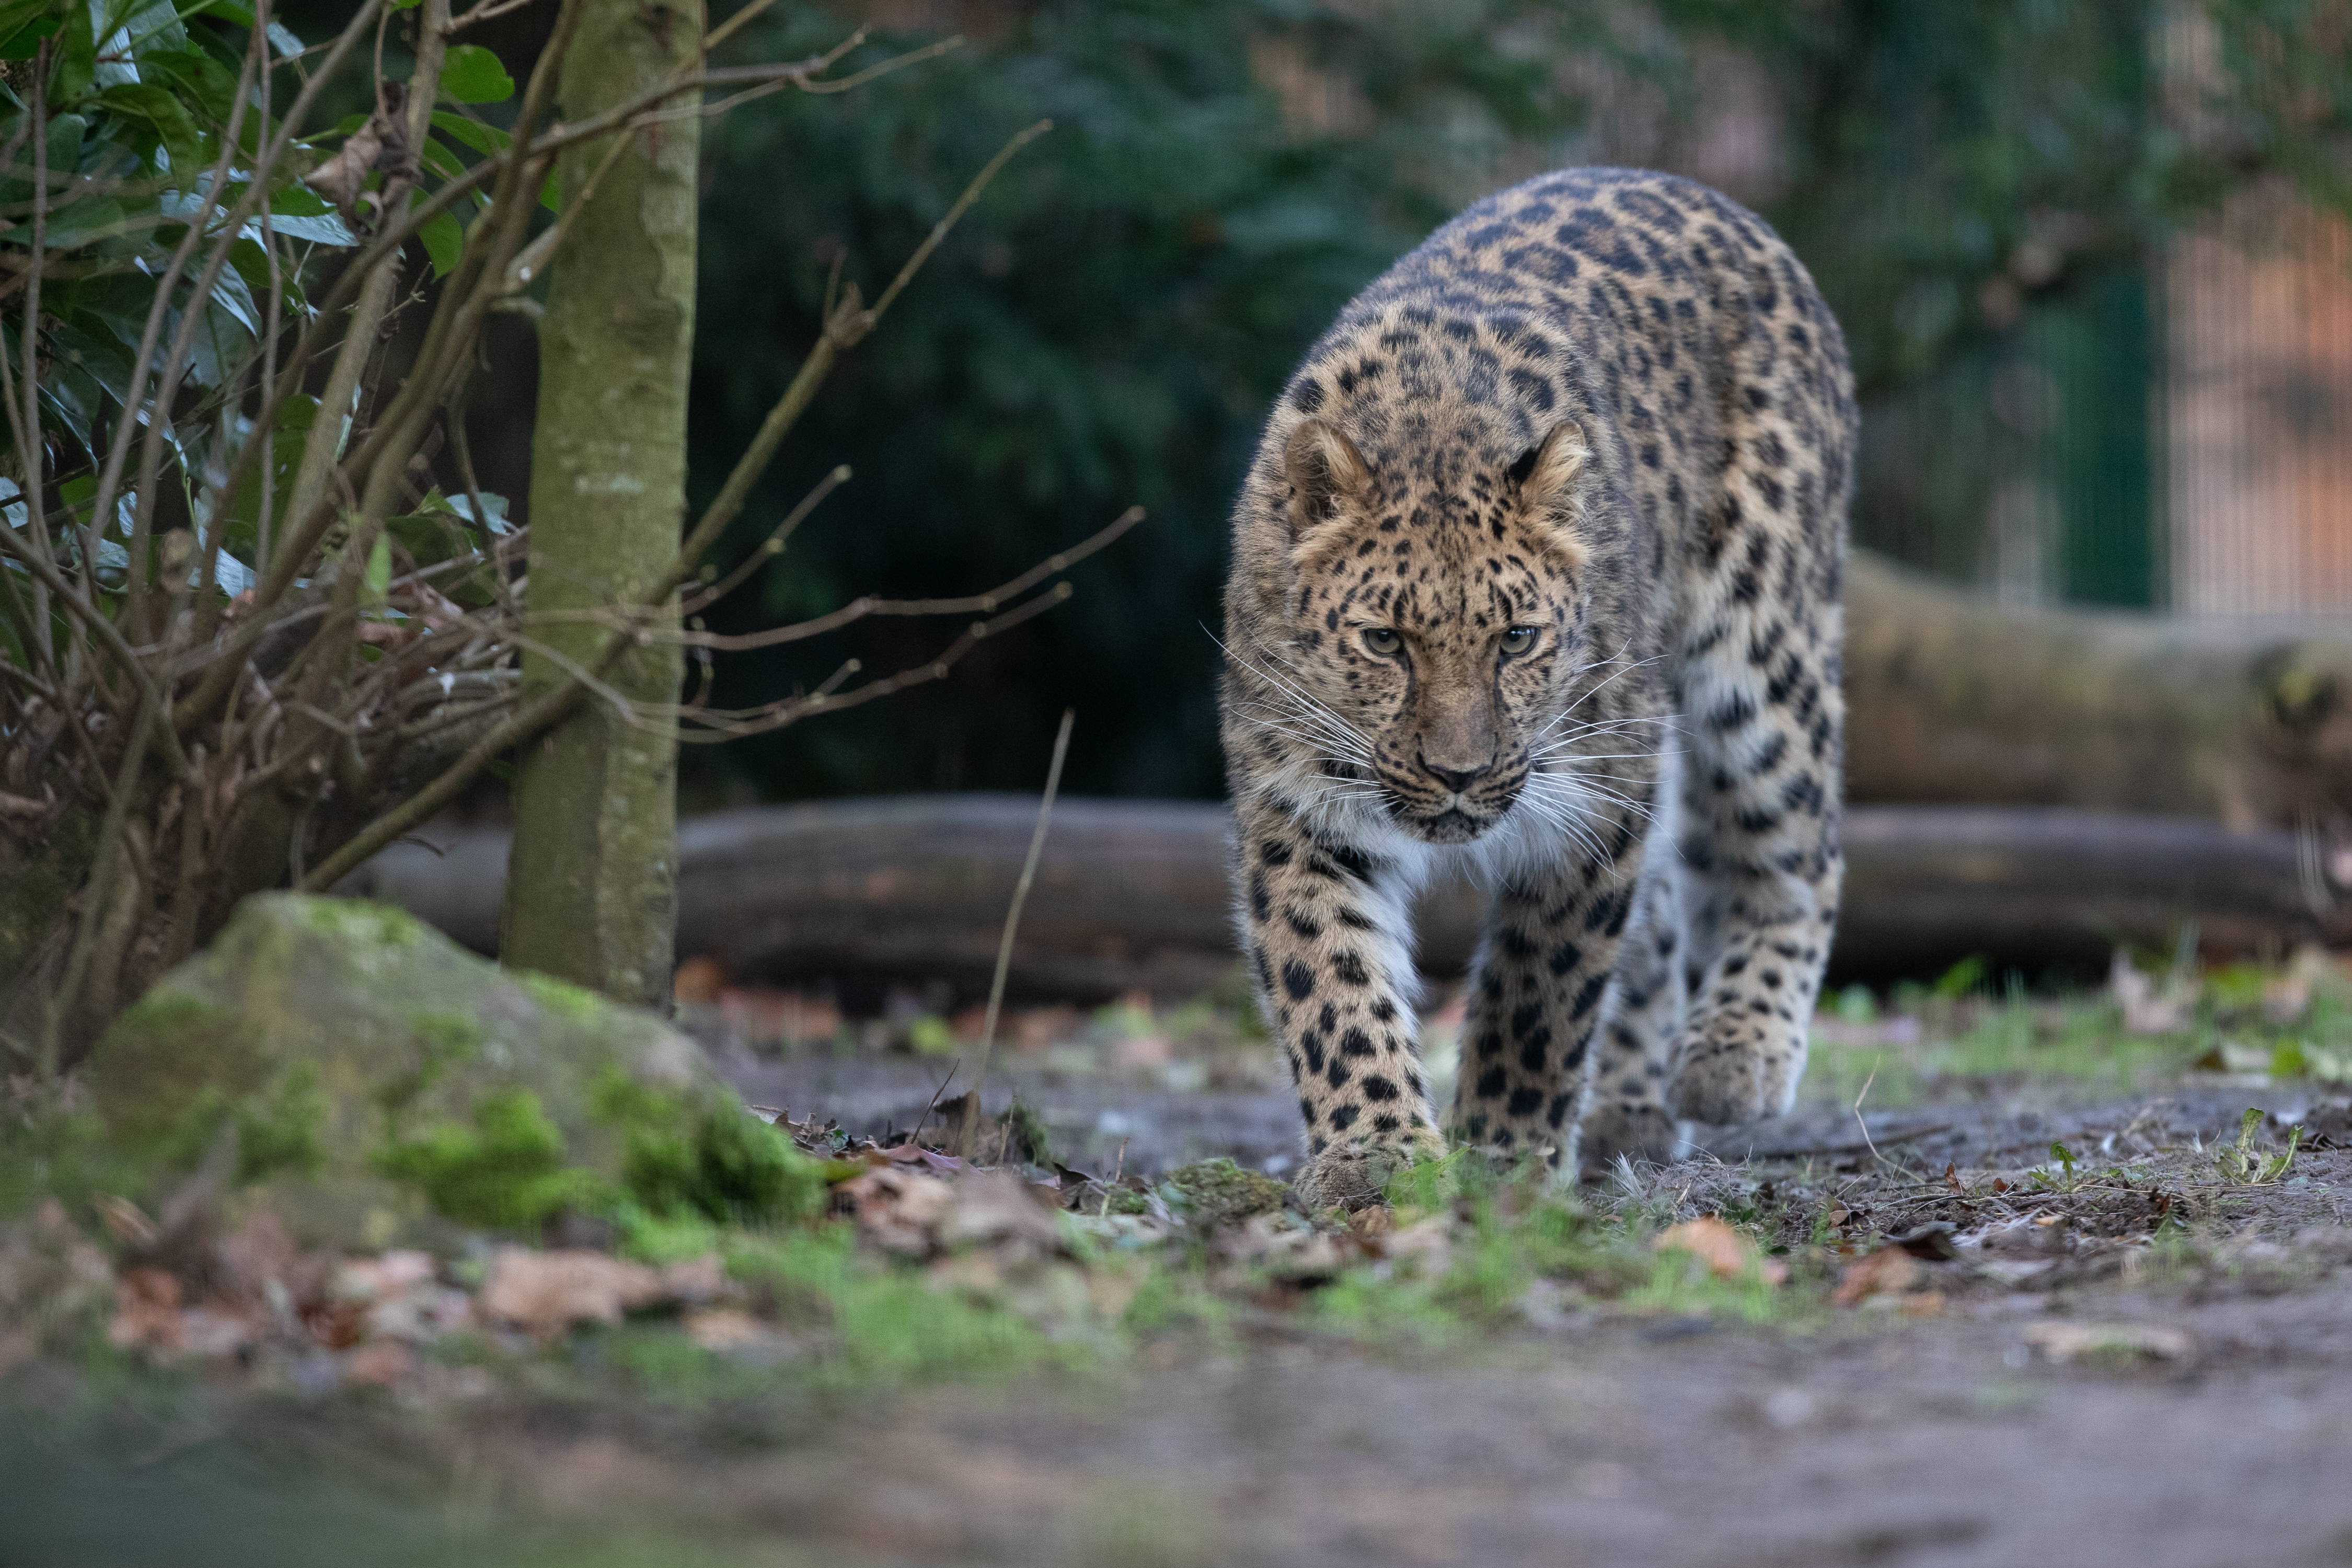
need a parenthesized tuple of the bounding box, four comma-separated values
(1843, 550, 2352, 832)
(501, 0, 701, 1008)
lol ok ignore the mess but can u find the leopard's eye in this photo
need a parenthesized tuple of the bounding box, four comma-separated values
(1362, 627, 1403, 656)
(1499, 625, 1538, 656)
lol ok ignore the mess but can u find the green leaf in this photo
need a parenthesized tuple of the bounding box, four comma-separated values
(444, 489, 510, 535)
(260, 185, 357, 247)
(47, 2, 94, 102)
(41, 111, 84, 171)
(430, 110, 509, 156)
(96, 0, 188, 57)
(439, 43, 513, 105)
(365, 532, 391, 597)
(416, 133, 467, 184)
(46, 316, 133, 408)
(143, 46, 239, 123)
(37, 356, 100, 450)
(385, 509, 470, 569)
(95, 83, 205, 172)
(0, 0, 61, 62)
(39, 192, 125, 252)
(416, 205, 463, 278)
(186, 0, 300, 55)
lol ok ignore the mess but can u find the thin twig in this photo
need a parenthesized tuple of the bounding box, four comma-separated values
(661, 504, 1142, 652)
(912, 1057, 960, 1147)
(968, 709, 1075, 1123)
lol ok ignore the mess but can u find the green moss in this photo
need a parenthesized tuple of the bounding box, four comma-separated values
(1158, 1158, 1287, 1228)
(617, 1209, 724, 1266)
(517, 970, 605, 1023)
(112, 991, 231, 1039)
(593, 1070, 828, 1226)
(373, 1089, 615, 1231)
(90, 991, 257, 1158)
(233, 1061, 328, 1183)
(301, 898, 428, 948)
(377, 1011, 487, 1116)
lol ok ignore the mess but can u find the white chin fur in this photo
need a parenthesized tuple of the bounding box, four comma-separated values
(1297, 773, 1602, 896)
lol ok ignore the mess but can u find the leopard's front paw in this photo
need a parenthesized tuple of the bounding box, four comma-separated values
(1666, 1015, 1806, 1127)
(1292, 1132, 1444, 1213)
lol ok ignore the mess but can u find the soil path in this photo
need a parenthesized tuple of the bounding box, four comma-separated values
(498, 1073, 2352, 1566)
(538, 1286, 2352, 1567)
(11, 1054, 2348, 1568)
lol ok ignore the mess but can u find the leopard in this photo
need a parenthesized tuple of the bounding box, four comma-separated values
(1218, 166, 1854, 1208)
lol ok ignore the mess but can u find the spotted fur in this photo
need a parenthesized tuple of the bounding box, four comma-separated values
(1219, 168, 1853, 1202)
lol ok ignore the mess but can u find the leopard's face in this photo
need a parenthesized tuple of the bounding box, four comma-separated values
(1264, 416, 1594, 846)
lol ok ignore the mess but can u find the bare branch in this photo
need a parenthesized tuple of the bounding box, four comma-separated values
(655, 504, 1143, 652)
(680, 464, 849, 614)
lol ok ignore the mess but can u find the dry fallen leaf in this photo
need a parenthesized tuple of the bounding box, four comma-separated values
(1381, 1214, 1454, 1278)
(107, 1266, 185, 1354)
(2022, 1320, 2194, 1364)
(939, 1170, 1068, 1259)
(478, 1248, 667, 1337)
(342, 1339, 418, 1387)
(837, 1166, 960, 1255)
(1219, 1212, 1351, 1282)
(684, 1307, 793, 1358)
(1656, 1217, 1786, 1285)
(1832, 1247, 1920, 1307)
(92, 1194, 157, 1248)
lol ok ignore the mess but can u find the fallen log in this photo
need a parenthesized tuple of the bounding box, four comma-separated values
(342, 797, 2352, 998)
(1844, 551, 2352, 832)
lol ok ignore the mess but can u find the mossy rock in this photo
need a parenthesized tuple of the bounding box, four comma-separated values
(87, 895, 823, 1248)
(1161, 1158, 1289, 1228)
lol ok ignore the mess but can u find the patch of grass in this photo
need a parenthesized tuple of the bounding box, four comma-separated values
(1806, 993, 2194, 1109)
(2211, 1108, 2302, 1185)
(721, 1227, 1070, 1392)
(1811, 954, 2352, 1109)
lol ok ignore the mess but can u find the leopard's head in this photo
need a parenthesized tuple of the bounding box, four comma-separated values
(1258, 413, 1596, 846)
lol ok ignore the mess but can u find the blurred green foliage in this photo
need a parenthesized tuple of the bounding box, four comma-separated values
(690, 1, 1636, 800)
(685, 0, 2351, 801)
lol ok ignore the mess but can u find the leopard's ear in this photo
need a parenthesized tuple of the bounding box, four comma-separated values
(1283, 418, 1374, 568)
(1508, 419, 1591, 574)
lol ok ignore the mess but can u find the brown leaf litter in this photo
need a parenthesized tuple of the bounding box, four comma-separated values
(1655, 1217, 1788, 1286)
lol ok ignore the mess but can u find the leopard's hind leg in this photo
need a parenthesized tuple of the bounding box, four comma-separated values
(1662, 288, 1850, 1127)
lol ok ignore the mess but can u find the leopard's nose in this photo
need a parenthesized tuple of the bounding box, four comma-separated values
(1420, 755, 1493, 793)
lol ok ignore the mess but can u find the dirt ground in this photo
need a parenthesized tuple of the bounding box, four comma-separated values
(10, 988, 2352, 1568)
(495, 1080, 2352, 1566)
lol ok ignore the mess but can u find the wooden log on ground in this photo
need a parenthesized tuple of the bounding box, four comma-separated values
(1844, 550, 2352, 831)
(342, 797, 2352, 997)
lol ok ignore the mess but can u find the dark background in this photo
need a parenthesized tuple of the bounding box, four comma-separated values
(301, 0, 2352, 805)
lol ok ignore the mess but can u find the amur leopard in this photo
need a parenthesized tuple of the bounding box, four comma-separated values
(1218, 167, 1854, 1207)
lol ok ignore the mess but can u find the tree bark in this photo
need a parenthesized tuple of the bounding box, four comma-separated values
(501, 0, 701, 1007)
(1844, 550, 2352, 832)
(348, 796, 2352, 999)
